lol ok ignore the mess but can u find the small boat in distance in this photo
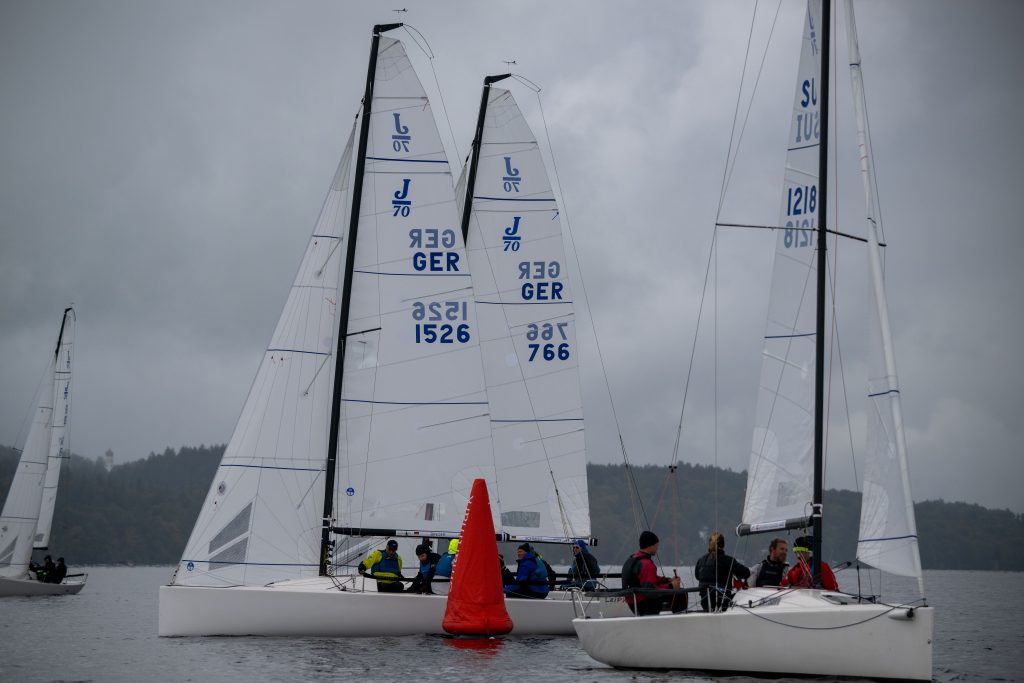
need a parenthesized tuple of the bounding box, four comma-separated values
(0, 307, 85, 597)
(574, 2, 933, 679)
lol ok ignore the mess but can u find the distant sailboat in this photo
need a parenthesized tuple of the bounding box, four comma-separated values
(0, 307, 85, 597)
(160, 25, 622, 637)
(574, 2, 933, 680)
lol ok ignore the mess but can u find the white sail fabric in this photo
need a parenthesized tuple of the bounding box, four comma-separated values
(742, 0, 822, 528)
(462, 87, 589, 542)
(35, 310, 74, 549)
(171, 127, 357, 587)
(0, 361, 56, 578)
(846, 0, 923, 584)
(334, 38, 491, 536)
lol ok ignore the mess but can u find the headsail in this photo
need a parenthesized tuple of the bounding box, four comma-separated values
(171, 126, 357, 587)
(35, 308, 75, 549)
(846, 0, 923, 588)
(462, 86, 589, 542)
(741, 0, 823, 531)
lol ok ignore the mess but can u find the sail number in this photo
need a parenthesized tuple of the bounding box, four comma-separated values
(413, 301, 470, 344)
(526, 322, 570, 362)
(784, 184, 816, 249)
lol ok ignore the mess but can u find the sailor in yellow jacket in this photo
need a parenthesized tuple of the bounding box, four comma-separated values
(359, 539, 404, 592)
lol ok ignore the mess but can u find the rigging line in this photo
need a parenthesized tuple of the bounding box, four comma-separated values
(402, 24, 461, 163)
(719, 0, 785, 216)
(713, 224, 719, 530)
(531, 80, 632, 489)
(716, 0, 763, 216)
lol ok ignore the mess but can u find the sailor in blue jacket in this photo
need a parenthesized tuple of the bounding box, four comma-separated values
(504, 543, 549, 599)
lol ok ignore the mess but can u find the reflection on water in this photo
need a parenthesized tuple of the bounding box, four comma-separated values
(0, 566, 1020, 682)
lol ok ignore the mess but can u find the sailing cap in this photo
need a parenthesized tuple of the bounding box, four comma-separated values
(793, 536, 812, 554)
(415, 544, 430, 556)
(447, 538, 459, 554)
(518, 542, 533, 553)
(574, 539, 589, 551)
(638, 530, 659, 548)
(386, 539, 398, 550)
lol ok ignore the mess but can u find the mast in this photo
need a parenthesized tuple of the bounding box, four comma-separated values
(460, 73, 511, 241)
(319, 22, 403, 576)
(811, 0, 831, 585)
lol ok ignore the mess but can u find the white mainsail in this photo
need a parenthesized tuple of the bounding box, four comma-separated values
(741, 0, 823, 530)
(171, 36, 489, 588)
(35, 314, 74, 549)
(847, 0, 923, 587)
(333, 36, 490, 536)
(462, 86, 589, 542)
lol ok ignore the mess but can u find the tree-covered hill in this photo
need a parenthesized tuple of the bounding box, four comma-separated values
(2, 446, 1021, 570)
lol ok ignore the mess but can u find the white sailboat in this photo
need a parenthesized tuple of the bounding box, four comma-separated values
(159, 25, 621, 638)
(573, 2, 933, 680)
(0, 307, 85, 597)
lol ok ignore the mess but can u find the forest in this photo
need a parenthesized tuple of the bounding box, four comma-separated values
(2, 445, 1021, 570)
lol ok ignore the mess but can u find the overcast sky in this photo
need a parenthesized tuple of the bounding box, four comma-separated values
(1, 1, 1021, 513)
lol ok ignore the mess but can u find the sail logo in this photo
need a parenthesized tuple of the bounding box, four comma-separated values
(502, 157, 521, 192)
(392, 113, 411, 152)
(393, 178, 412, 217)
(503, 216, 522, 251)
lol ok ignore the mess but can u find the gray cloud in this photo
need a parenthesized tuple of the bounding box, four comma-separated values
(1, 0, 1021, 513)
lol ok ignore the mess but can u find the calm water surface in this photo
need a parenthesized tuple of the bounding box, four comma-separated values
(0, 567, 1019, 682)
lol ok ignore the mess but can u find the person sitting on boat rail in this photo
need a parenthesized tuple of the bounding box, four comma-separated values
(563, 539, 601, 590)
(408, 543, 441, 594)
(748, 537, 790, 588)
(432, 538, 458, 595)
(29, 555, 55, 582)
(49, 557, 68, 584)
(622, 531, 684, 615)
(358, 539, 404, 593)
(504, 543, 549, 599)
(694, 531, 751, 612)
(785, 536, 839, 591)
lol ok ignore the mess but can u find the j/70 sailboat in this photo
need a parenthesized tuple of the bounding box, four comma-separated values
(574, 2, 933, 680)
(160, 24, 623, 637)
(0, 307, 85, 597)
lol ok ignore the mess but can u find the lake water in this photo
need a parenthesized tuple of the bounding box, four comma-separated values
(0, 567, 1020, 682)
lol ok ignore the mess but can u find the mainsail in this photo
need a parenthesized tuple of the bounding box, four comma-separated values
(741, 1, 822, 530)
(847, 0, 923, 587)
(461, 85, 589, 542)
(172, 35, 489, 587)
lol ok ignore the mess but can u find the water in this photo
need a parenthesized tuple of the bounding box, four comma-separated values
(0, 567, 1020, 682)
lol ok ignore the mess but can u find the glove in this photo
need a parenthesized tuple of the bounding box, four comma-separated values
(358, 565, 367, 575)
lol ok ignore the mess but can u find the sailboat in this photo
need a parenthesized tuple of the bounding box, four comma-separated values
(0, 307, 85, 597)
(573, 1, 933, 680)
(159, 24, 623, 637)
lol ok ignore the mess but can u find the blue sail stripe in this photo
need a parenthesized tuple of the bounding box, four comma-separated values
(857, 534, 918, 542)
(476, 300, 573, 305)
(787, 142, 820, 151)
(868, 389, 901, 398)
(354, 269, 470, 278)
(473, 196, 556, 202)
(311, 234, 340, 240)
(266, 348, 330, 356)
(366, 156, 449, 164)
(220, 464, 321, 472)
(765, 332, 815, 339)
(491, 418, 584, 423)
(343, 398, 487, 406)
(183, 560, 320, 567)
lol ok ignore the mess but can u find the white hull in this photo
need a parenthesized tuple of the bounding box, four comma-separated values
(573, 588, 933, 681)
(159, 576, 630, 637)
(0, 575, 86, 597)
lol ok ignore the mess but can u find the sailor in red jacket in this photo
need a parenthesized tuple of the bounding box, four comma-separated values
(785, 536, 839, 591)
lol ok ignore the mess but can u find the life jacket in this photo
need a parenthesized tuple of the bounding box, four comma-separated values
(371, 550, 401, 577)
(538, 555, 557, 591)
(621, 554, 644, 589)
(755, 558, 788, 587)
(434, 552, 455, 577)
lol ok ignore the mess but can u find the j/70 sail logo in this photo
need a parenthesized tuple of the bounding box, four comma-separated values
(503, 216, 522, 251)
(393, 178, 411, 217)
(502, 157, 521, 192)
(392, 113, 410, 152)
